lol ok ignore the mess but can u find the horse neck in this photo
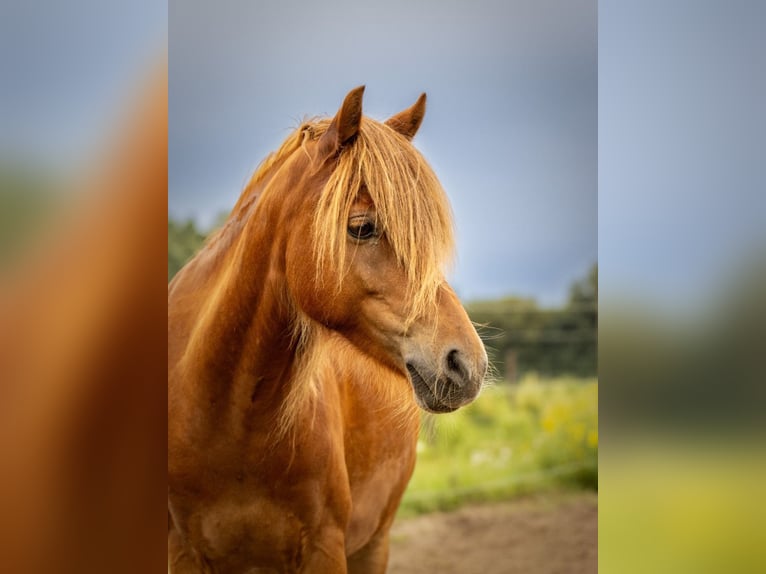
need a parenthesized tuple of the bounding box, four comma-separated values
(169, 194, 302, 429)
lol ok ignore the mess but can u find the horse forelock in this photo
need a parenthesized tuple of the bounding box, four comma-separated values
(311, 117, 455, 325)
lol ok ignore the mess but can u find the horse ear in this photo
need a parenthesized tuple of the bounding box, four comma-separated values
(385, 93, 427, 140)
(316, 85, 365, 161)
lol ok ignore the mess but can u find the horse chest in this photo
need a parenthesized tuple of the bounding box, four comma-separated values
(342, 415, 419, 553)
(196, 422, 415, 564)
(345, 449, 416, 554)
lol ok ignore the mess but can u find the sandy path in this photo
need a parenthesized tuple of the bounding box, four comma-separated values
(387, 492, 597, 574)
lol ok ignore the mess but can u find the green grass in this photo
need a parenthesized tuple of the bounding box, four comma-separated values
(398, 375, 598, 517)
(599, 443, 766, 573)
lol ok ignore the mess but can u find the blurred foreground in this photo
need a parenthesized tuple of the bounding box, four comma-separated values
(599, 2, 766, 569)
(600, 440, 766, 574)
(599, 259, 766, 573)
(0, 64, 167, 573)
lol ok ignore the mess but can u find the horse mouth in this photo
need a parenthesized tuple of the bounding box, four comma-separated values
(405, 363, 459, 414)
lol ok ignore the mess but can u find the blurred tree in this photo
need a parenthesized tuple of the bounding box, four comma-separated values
(167, 219, 206, 281)
(167, 211, 229, 281)
(568, 264, 598, 307)
(466, 265, 598, 379)
(0, 163, 57, 271)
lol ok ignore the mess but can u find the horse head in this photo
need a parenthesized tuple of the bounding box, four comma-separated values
(251, 86, 487, 414)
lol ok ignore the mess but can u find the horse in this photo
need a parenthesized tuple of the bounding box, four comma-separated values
(168, 86, 488, 573)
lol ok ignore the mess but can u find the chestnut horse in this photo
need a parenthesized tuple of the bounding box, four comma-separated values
(168, 87, 487, 573)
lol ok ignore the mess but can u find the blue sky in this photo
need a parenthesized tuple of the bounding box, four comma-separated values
(5, 1, 762, 312)
(0, 1, 167, 169)
(168, 0, 597, 305)
(599, 0, 766, 312)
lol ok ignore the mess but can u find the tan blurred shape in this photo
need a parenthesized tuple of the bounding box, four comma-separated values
(0, 60, 167, 574)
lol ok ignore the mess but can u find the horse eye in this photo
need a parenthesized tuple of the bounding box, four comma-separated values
(347, 219, 377, 241)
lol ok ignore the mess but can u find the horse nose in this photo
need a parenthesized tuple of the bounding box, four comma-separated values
(445, 349, 487, 389)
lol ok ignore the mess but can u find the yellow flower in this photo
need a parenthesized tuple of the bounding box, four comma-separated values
(569, 423, 586, 442)
(542, 413, 556, 433)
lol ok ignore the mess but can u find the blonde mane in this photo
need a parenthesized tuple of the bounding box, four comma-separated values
(240, 115, 455, 324)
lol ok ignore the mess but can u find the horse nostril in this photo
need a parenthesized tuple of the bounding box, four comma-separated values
(446, 349, 466, 381)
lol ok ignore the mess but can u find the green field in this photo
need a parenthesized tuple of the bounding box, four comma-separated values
(399, 376, 598, 517)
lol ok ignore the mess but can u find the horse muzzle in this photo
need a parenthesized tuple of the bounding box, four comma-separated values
(405, 348, 487, 414)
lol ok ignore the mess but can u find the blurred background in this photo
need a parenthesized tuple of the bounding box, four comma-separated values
(169, 1, 597, 572)
(0, 2, 167, 573)
(5, 0, 761, 572)
(0, 1, 166, 270)
(600, 1, 766, 572)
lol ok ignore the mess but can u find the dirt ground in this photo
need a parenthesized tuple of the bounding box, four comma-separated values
(387, 492, 597, 574)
